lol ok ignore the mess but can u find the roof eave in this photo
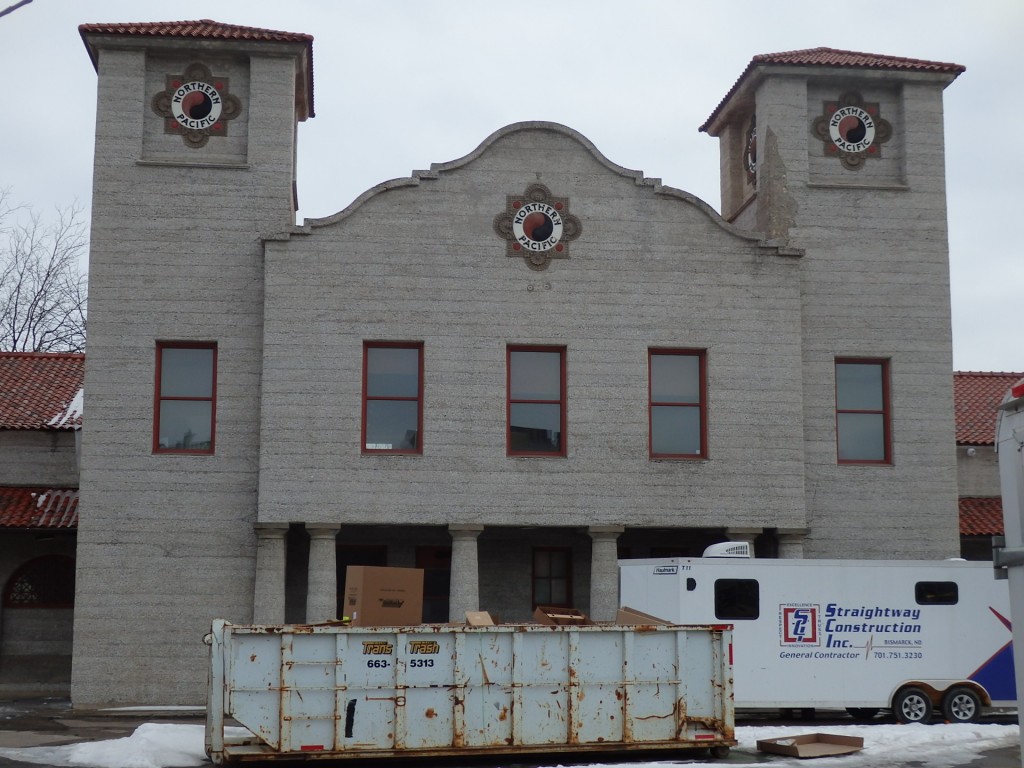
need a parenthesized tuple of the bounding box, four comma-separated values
(79, 25, 315, 120)
(701, 60, 963, 136)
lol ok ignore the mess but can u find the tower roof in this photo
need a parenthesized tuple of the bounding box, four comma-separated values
(700, 47, 964, 134)
(79, 19, 315, 118)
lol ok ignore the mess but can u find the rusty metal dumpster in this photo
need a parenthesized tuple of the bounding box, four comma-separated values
(205, 619, 735, 763)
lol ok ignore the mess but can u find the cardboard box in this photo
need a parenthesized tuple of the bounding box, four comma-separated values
(616, 606, 670, 625)
(756, 733, 864, 759)
(343, 566, 423, 626)
(533, 605, 594, 626)
(465, 611, 496, 626)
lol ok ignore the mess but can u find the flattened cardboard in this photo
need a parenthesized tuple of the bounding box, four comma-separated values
(616, 606, 670, 625)
(465, 611, 495, 626)
(533, 605, 594, 625)
(756, 733, 864, 759)
(344, 565, 423, 626)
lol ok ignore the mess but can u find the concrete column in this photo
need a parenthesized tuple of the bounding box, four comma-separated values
(588, 526, 624, 622)
(777, 529, 807, 559)
(305, 524, 340, 623)
(448, 525, 483, 621)
(726, 527, 762, 557)
(252, 523, 289, 624)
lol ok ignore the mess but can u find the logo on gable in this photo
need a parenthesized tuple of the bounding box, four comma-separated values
(494, 184, 582, 271)
(151, 62, 242, 149)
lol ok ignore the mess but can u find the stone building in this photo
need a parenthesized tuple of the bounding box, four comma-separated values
(0, 352, 82, 696)
(73, 19, 965, 706)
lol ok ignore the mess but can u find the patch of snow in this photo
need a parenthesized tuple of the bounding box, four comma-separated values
(47, 387, 84, 428)
(0, 722, 1016, 768)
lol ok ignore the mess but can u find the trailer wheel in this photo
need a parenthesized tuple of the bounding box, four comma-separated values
(709, 745, 730, 759)
(893, 686, 933, 724)
(941, 686, 982, 723)
(846, 707, 879, 721)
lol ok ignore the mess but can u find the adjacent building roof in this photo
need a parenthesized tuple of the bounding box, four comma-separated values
(79, 19, 315, 118)
(700, 47, 965, 133)
(960, 497, 1003, 537)
(953, 371, 1024, 445)
(0, 352, 84, 430)
(0, 487, 78, 529)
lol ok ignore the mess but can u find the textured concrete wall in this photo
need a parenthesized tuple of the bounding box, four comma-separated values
(0, 432, 78, 486)
(957, 445, 1000, 497)
(73, 40, 303, 706)
(752, 74, 960, 559)
(257, 125, 807, 537)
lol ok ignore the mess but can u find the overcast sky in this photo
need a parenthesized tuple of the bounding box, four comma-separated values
(2, 0, 1021, 372)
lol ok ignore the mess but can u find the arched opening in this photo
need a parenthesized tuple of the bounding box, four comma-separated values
(1, 554, 75, 692)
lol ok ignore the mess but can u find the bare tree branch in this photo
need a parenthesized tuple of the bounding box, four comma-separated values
(0, 188, 88, 353)
(0, 0, 33, 20)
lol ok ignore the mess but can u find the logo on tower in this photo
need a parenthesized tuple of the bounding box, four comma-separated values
(493, 184, 582, 271)
(812, 92, 892, 170)
(151, 62, 242, 148)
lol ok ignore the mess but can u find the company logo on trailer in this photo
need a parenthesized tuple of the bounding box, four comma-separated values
(780, 604, 820, 646)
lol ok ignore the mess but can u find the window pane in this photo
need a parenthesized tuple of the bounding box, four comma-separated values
(837, 412, 885, 461)
(714, 579, 760, 620)
(534, 551, 550, 577)
(365, 400, 418, 450)
(652, 405, 701, 455)
(534, 581, 551, 604)
(915, 581, 958, 605)
(160, 347, 213, 398)
(836, 363, 883, 410)
(158, 401, 213, 450)
(549, 552, 568, 578)
(510, 403, 561, 452)
(651, 354, 700, 402)
(367, 347, 419, 397)
(550, 580, 568, 605)
(510, 351, 561, 400)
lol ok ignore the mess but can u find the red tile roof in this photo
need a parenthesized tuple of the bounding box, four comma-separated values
(954, 372, 1024, 445)
(79, 19, 315, 118)
(0, 487, 78, 529)
(700, 47, 965, 133)
(960, 497, 1003, 537)
(0, 353, 84, 430)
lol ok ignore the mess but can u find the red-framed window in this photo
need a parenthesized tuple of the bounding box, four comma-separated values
(649, 349, 707, 458)
(154, 342, 217, 454)
(362, 342, 423, 454)
(2, 555, 76, 608)
(507, 345, 566, 456)
(835, 358, 891, 464)
(532, 547, 572, 608)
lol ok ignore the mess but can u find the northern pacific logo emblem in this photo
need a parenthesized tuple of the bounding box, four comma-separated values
(493, 184, 582, 271)
(780, 604, 820, 646)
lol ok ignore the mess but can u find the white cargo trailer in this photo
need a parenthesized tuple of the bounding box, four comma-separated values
(205, 619, 735, 763)
(619, 554, 1015, 724)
